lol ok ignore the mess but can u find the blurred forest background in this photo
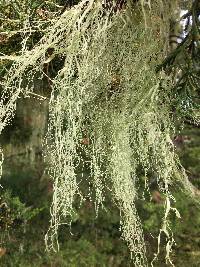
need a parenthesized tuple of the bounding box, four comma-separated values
(0, 0, 200, 266)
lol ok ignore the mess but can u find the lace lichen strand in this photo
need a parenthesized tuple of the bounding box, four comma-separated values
(109, 112, 147, 266)
(1, 1, 197, 266)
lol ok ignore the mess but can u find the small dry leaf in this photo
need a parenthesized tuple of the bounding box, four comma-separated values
(81, 137, 89, 145)
(152, 191, 163, 204)
(0, 247, 6, 257)
(0, 33, 8, 44)
(36, 8, 48, 19)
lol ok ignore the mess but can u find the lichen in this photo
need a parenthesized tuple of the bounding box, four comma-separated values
(0, 1, 197, 266)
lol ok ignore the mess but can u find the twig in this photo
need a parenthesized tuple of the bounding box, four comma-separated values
(26, 91, 47, 100)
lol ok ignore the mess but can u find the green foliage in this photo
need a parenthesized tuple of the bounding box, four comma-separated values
(157, 0, 200, 126)
(178, 128, 200, 187)
(0, 189, 41, 230)
(0, 173, 130, 267)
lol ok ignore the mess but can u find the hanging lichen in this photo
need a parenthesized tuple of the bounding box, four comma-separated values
(0, 1, 198, 266)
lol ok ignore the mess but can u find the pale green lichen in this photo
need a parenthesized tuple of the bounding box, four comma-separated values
(0, 1, 197, 266)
